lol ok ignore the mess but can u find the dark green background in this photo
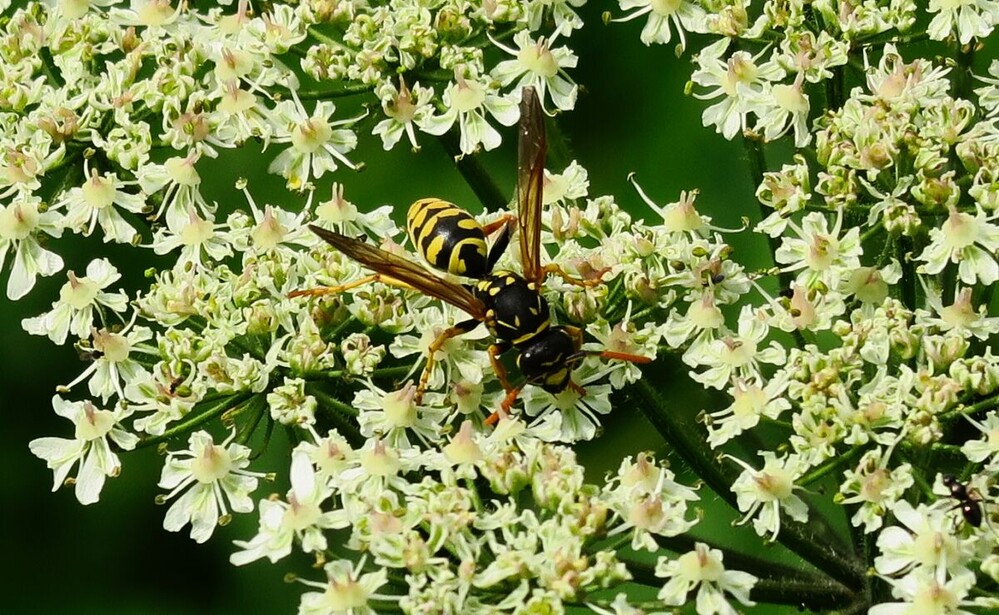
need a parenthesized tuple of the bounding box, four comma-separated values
(1, 7, 766, 614)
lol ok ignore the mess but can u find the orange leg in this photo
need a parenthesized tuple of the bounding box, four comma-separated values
(487, 343, 515, 394)
(599, 350, 653, 364)
(415, 318, 480, 404)
(486, 385, 523, 425)
(563, 325, 653, 365)
(481, 213, 517, 237)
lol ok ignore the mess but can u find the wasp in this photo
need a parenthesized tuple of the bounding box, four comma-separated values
(296, 87, 650, 420)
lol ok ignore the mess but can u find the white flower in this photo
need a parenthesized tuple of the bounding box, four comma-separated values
(750, 74, 811, 147)
(728, 452, 809, 540)
(775, 210, 863, 289)
(137, 153, 216, 228)
(691, 39, 783, 140)
(490, 30, 578, 112)
(372, 78, 435, 151)
(961, 411, 999, 464)
(0, 192, 64, 300)
(927, 0, 999, 45)
(158, 430, 263, 543)
(150, 205, 233, 268)
(838, 450, 914, 533)
(917, 285, 999, 340)
(874, 500, 969, 577)
(269, 94, 359, 191)
(917, 205, 999, 285)
(354, 381, 450, 448)
(656, 543, 757, 615)
(21, 258, 128, 345)
(705, 376, 791, 447)
(297, 558, 395, 615)
(613, 0, 708, 50)
(266, 377, 317, 426)
(869, 567, 978, 615)
(231, 450, 348, 565)
(421, 69, 519, 155)
(29, 396, 138, 505)
(57, 161, 146, 243)
(688, 305, 787, 390)
(518, 360, 620, 443)
(313, 183, 398, 240)
(389, 304, 490, 396)
(59, 316, 154, 402)
(603, 453, 699, 551)
(230, 184, 313, 254)
(125, 363, 203, 436)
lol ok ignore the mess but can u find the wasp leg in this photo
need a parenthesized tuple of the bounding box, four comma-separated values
(486, 384, 523, 425)
(415, 317, 481, 404)
(487, 341, 515, 393)
(289, 274, 413, 298)
(480, 213, 517, 237)
(562, 325, 653, 365)
(484, 215, 516, 273)
(541, 263, 612, 288)
(599, 350, 654, 363)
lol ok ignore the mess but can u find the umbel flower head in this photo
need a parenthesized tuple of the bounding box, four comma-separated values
(11, 0, 999, 613)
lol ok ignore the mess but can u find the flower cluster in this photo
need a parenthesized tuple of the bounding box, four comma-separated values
(9, 0, 999, 613)
(233, 425, 698, 612)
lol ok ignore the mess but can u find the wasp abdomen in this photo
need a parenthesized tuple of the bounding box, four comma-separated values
(407, 198, 488, 278)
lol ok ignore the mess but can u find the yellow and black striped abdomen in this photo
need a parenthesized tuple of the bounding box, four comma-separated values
(407, 198, 489, 278)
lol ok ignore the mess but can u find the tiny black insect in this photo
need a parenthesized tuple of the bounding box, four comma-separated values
(942, 474, 983, 528)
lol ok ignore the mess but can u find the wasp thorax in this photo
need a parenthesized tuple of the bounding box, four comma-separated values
(473, 271, 549, 344)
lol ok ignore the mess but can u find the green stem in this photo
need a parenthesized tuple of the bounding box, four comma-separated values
(463, 478, 485, 513)
(798, 444, 871, 488)
(953, 43, 976, 102)
(939, 392, 999, 421)
(136, 393, 252, 449)
(370, 365, 419, 383)
(305, 383, 364, 444)
(742, 133, 798, 318)
(436, 131, 509, 213)
(296, 83, 375, 100)
(751, 576, 857, 611)
(325, 315, 360, 346)
(632, 379, 866, 590)
(307, 384, 359, 417)
(312, 364, 414, 383)
(236, 395, 268, 446)
(585, 530, 633, 556)
(853, 30, 929, 48)
(825, 65, 845, 111)
(860, 219, 885, 244)
(898, 236, 917, 310)
(307, 27, 348, 49)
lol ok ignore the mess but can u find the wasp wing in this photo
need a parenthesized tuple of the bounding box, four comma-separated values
(308, 225, 488, 320)
(517, 86, 546, 285)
